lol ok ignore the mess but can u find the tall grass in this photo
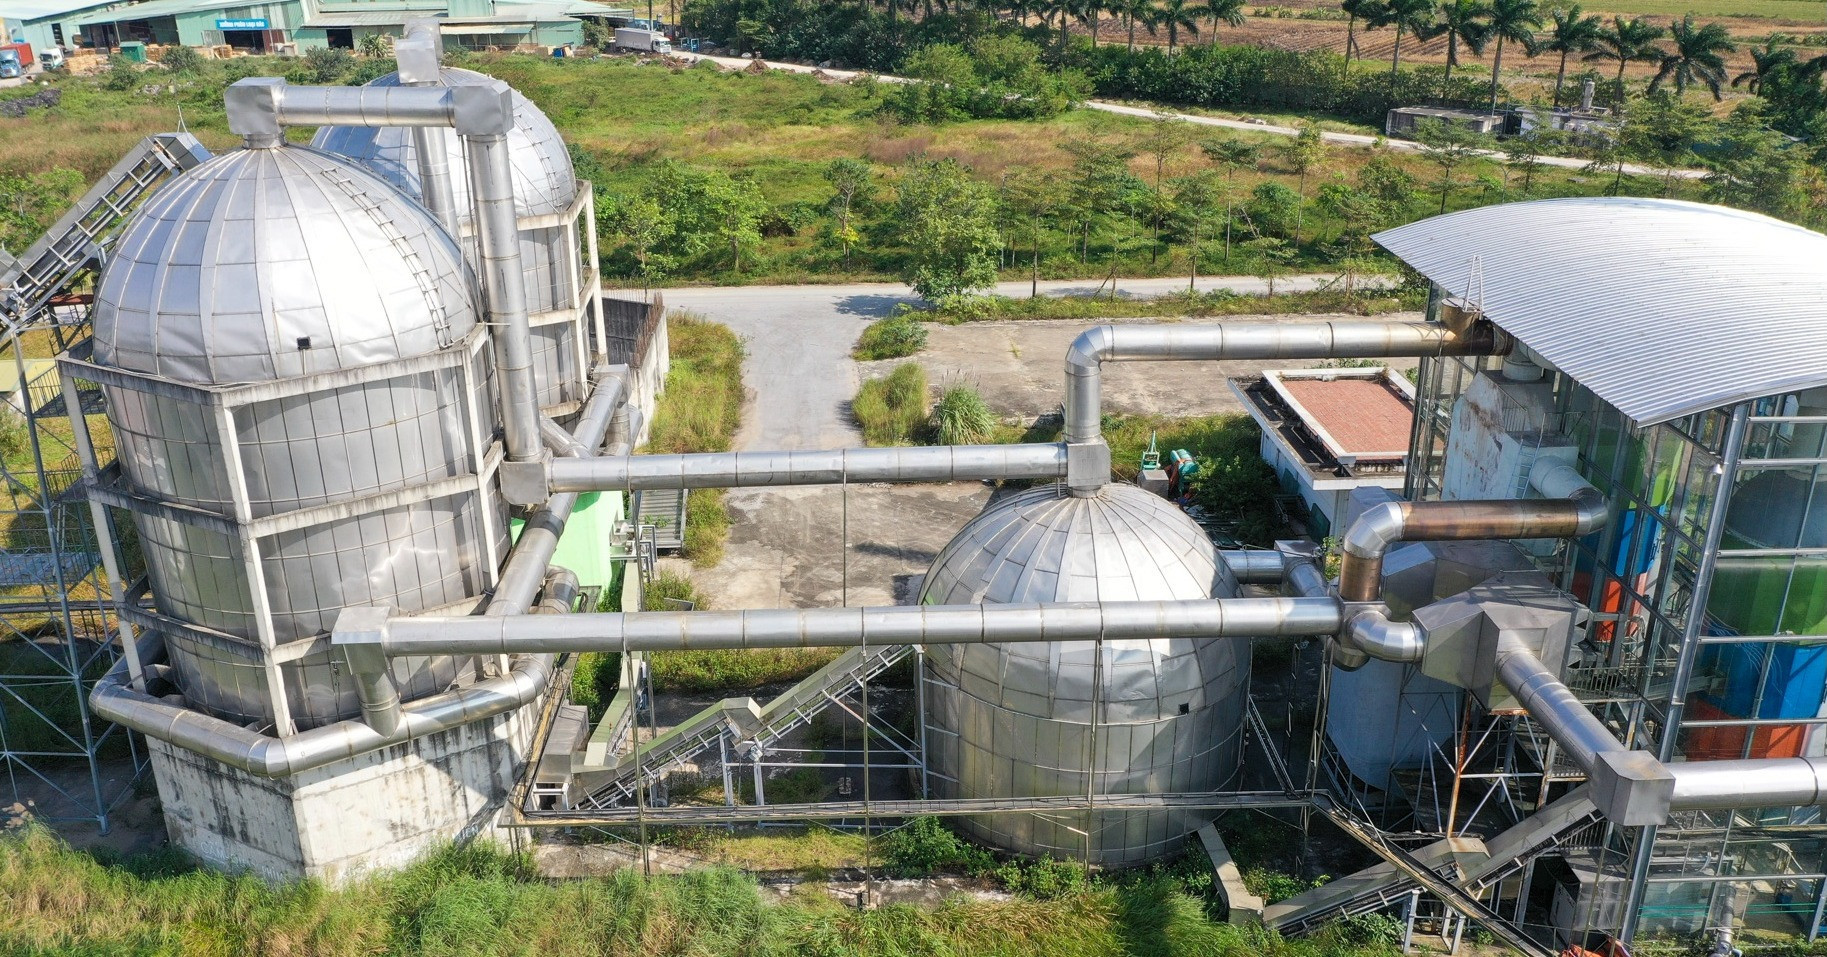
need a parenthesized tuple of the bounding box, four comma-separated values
(645, 312, 744, 569)
(851, 364, 930, 446)
(929, 386, 996, 446)
(646, 313, 745, 456)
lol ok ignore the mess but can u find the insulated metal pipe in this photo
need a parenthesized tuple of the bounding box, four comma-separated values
(1341, 607, 1424, 666)
(1337, 493, 1605, 604)
(1220, 549, 1286, 585)
(90, 645, 551, 778)
(489, 367, 625, 618)
(1495, 634, 1626, 775)
(397, 24, 460, 237)
(468, 131, 541, 463)
(1669, 757, 1827, 810)
(546, 442, 1069, 492)
(1062, 320, 1501, 446)
(356, 597, 1346, 657)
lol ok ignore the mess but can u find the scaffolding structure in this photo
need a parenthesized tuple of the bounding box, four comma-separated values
(0, 133, 210, 830)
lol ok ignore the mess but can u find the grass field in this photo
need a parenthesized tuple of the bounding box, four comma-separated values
(0, 825, 1406, 957)
(0, 52, 1718, 290)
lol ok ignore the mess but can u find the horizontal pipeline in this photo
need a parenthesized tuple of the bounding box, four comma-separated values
(352, 597, 1346, 657)
(546, 442, 1069, 492)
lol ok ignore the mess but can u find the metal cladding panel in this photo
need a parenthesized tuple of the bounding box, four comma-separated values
(92, 146, 478, 383)
(1373, 197, 1827, 427)
(922, 483, 1247, 866)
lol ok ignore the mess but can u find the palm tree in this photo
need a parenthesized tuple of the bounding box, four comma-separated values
(1155, 0, 1202, 52)
(1421, 0, 1492, 97)
(1074, 0, 1106, 46)
(1484, 0, 1542, 112)
(1584, 16, 1665, 107)
(1201, 0, 1247, 44)
(1542, 5, 1604, 106)
(1732, 39, 1795, 94)
(1341, 0, 1387, 67)
(1113, 0, 1156, 50)
(1650, 14, 1735, 99)
(1370, 0, 1439, 77)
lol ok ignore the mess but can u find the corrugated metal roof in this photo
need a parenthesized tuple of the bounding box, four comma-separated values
(68, 0, 223, 25)
(1, 0, 123, 23)
(1373, 197, 1827, 427)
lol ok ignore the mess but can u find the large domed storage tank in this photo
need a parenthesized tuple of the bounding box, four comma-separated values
(311, 67, 585, 415)
(91, 144, 508, 730)
(919, 483, 1247, 867)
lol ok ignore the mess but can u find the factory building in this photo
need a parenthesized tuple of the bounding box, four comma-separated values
(5, 28, 1827, 951)
(12, 0, 623, 55)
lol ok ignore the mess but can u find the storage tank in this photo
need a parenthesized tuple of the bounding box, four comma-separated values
(90, 144, 508, 730)
(919, 482, 1247, 866)
(311, 67, 586, 416)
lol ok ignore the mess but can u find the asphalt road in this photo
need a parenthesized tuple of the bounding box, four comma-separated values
(656, 272, 1352, 452)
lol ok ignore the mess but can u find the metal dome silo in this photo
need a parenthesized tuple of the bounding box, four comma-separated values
(311, 67, 587, 417)
(86, 144, 508, 732)
(919, 482, 1247, 866)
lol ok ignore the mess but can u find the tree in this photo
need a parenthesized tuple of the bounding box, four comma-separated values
(1245, 182, 1302, 238)
(897, 158, 1003, 301)
(641, 161, 765, 273)
(1483, 0, 1542, 112)
(1732, 40, 1796, 96)
(1114, 0, 1157, 50)
(1241, 236, 1294, 296)
(712, 178, 767, 272)
(1200, 0, 1247, 44)
(1155, 0, 1202, 52)
(1062, 139, 1136, 262)
(616, 196, 673, 294)
(1623, 91, 1707, 195)
(1141, 113, 1196, 186)
(1414, 118, 1483, 213)
(1421, 0, 1491, 98)
(1006, 168, 1065, 296)
(1358, 151, 1418, 213)
(1370, 0, 1439, 77)
(1585, 16, 1664, 108)
(1648, 15, 1734, 100)
(1282, 122, 1326, 242)
(1314, 177, 1387, 253)
(1341, 0, 1386, 68)
(1170, 172, 1224, 289)
(1542, 5, 1604, 107)
(823, 158, 874, 263)
(1200, 137, 1259, 261)
(1500, 127, 1552, 194)
(1703, 104, 1809, 218)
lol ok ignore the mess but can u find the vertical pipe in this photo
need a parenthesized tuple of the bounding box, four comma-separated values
(464, 132, 541, 463)
(409, 125, 459, 237)
(915, 643, 930, 800)
(1403, 888, 1420, 953)
(1623, 403, 1751, 944)
(720, 734, 734, 807)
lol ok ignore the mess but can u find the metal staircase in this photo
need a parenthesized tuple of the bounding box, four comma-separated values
(574, 643, 913, 809)
(0, 132, 210, 331)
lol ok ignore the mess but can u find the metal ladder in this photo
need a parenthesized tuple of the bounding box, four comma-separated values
(575, 643, 913, 809)
(1, 132, 211, 331)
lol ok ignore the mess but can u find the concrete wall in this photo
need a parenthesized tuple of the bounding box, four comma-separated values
(147, 701, 535, 885)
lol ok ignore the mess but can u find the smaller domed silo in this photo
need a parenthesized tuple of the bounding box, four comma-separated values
(920, 482, 1248, 867)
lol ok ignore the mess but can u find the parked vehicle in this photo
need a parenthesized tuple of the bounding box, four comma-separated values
(613, 27, 671, 54)
(0, 44, 34, 78)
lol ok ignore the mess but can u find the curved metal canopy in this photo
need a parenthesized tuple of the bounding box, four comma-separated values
(1374, 197, 1827, 427)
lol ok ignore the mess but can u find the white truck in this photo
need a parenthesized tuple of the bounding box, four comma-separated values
(613, 27, 671, 54)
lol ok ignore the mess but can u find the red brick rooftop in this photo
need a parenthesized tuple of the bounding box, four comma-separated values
(1277, 376, 1414, 459)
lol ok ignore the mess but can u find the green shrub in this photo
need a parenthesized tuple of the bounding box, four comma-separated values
(851, 363, 928, 446)
(303, 45, 353, 83)
(683, 488, 729, 568)
(102, 56, 140, 91)
(1000, 857, 1089, 900)
(929, 386, 994, 446)
(880, 816, 995, 878)
(570, 651, 622, 722)
(642, 571, 705, 611)
(159, 46, 202, 74)
(852, 316, 928, 360)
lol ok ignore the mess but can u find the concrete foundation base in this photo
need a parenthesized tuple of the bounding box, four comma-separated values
(146, 702, 534, 885)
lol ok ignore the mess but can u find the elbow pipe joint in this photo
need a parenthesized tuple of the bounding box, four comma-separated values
(1339, 605, 1424, 668)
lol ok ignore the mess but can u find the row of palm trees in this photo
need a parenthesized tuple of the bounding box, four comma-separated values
(1008, 0, 1252, 52)
(1341, 0, 1740, 108)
